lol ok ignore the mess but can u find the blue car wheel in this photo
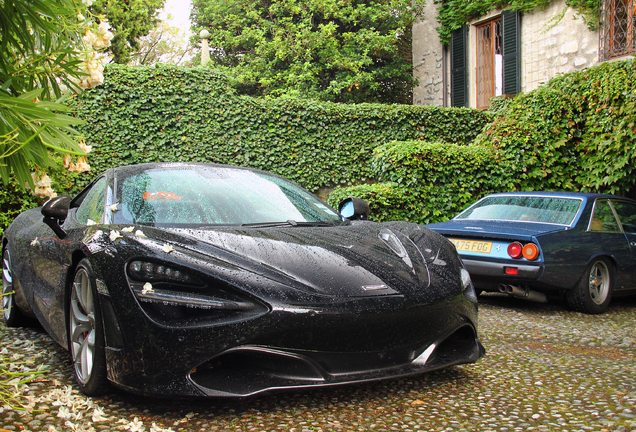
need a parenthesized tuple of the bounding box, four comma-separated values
(567, 257, 613, 314)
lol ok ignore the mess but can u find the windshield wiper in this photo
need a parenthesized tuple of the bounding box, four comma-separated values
(240, 220, 337, 228)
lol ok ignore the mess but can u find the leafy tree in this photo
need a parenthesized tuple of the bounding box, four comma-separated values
(89, 0, 166, 64)
(128, 19, 195, 66)
(191, 0, 424, 104)
(0, 0, 88, 187)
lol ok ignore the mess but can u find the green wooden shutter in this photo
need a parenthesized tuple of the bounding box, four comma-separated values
(501, 10, 521, 96)
(450, 26, 469, 107)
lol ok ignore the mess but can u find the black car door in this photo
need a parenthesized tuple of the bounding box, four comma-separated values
(31, 177, 109, 340)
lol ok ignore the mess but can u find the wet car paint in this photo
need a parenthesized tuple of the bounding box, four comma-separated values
(3, 163, 484, 397)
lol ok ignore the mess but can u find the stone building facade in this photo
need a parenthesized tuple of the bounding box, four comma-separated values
(413, 0, 635, 108)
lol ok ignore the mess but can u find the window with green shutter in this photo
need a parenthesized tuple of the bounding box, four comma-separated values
(450, 11, 521, 108)
(450, 26, 468, 107)
(502, 10, 521, 96)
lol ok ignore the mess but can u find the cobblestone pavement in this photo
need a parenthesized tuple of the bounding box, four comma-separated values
(0, 294, 635, 432)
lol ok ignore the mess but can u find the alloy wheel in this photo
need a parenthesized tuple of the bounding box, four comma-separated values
(588, 260, 610, 306)
(2, 249, 13, 322)
(69, 268, 96, 384)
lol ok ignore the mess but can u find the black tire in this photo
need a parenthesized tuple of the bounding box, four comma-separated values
(2, 248, 27, 327)
(566, 257, 614, 314)
(68, 259, 109, 395)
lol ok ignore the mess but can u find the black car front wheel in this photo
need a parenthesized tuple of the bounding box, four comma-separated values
(68, 259, 108, 395)
(2, 248, 26, 327)
(566, 257, 614, 314)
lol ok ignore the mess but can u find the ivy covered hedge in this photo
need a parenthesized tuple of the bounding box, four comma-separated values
(0, 64, 491, 234)
(63, 64, 492, 196)
(474, 58, 636, 195)
(327, 182, 423, 223)
(0, 178, 39, 237)
(327, 140, 513, 224)
(331, 59, 636, 223)
(6, 60, 636, 233)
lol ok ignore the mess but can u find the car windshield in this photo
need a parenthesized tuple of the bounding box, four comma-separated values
(113, 166, 341, 226)
(456, 195, 583, 225)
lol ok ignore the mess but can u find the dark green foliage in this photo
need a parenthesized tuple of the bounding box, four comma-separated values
(329, 140, 514, 224)
(475, 58, 636, 195)
(332, 59, 636, 224)
(6, 61, 636, 230)
(436, 0, 599, 44)
(90, 0, 165, 64)
(0, 179, 40, 237)
(191, 0, 423, 103)
(67, 64, 491, 196)
(327, 182, 422, 223)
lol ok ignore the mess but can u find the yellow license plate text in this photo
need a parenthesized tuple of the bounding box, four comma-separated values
(449, 238, 493, 254)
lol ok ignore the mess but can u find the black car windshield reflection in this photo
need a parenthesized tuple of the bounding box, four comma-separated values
(456, 195, 583, 226)
(113, 167, 342, 226)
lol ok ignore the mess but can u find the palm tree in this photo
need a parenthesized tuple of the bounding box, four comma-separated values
(0, 0, 88, 187)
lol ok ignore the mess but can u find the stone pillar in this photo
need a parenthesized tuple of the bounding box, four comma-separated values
(412, 2, 445, 106)
(200, 29, 210, 66)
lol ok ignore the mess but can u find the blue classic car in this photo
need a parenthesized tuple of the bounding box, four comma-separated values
(426, 192, 636, 314)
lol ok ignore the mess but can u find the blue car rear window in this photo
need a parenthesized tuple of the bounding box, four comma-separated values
(456, 196, 582, 225)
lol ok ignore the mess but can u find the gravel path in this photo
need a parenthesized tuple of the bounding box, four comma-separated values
(1, 294, 635, 432)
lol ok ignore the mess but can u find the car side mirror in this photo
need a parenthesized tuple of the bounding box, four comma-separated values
(41, 195, 70, 238)
(338, 197, 370, 221)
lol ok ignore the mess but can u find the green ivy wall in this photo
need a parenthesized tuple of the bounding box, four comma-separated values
(330, 59, 636, 224)
(5, 60, 634, 234)
(327, 140, 514, 224)
(66, 64, 492, 195)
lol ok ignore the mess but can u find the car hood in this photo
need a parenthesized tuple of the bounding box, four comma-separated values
(151, 222, 450, 298)
(426, 219, 569, 241)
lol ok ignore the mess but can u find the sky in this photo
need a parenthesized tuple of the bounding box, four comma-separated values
(161, 0, 192, 33)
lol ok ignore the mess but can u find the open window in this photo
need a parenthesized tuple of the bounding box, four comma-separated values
(476, 18, 502, 108)
(450, 10, 521, 108)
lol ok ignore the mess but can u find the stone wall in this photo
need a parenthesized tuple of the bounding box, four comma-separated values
(520, 2, 599, 94)
(412, 0, 602, 106)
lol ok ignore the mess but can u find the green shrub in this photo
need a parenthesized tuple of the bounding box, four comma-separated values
(1, 64, 492, 231)
(68, 64, 492, 195)
(0, 178, 40, 237)
(476, 58, 636, 195)
(8, 60, 636, 231)
(327, 182, 424, 223)
(330, 140, 514, 224)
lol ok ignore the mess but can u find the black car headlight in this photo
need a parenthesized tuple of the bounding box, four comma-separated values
(125, 259, 269, 327)
(128, 260, 204, 286)
(461, 268, 478, 303)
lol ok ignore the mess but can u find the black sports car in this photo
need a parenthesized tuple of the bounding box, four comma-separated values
(426, 192, 636, 314)
(2, 163, 484, 397)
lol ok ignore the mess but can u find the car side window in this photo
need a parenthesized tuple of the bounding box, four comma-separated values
(76, 177, 107, 225)
(589, 199, 621, 232)
(611, 200, 636, 234)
